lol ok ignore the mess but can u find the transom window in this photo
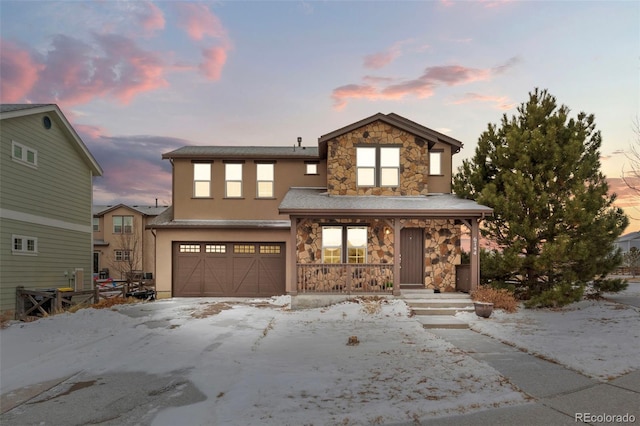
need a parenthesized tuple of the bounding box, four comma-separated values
(180, 244, 201, 253)
(256, 163, 274, 198)
(113, 215, 133, 234)
(206, 244, 226, 253)
(356, 146, 400, 187)
(12, 235, 38, 255)
(234, 244, 255, 254)
(260, 245, 281, 254)
(225, 163, 243, 198)
(322, 226, 368, 264)
(12, 141, 38, 167)
(193, 163, 212, 198)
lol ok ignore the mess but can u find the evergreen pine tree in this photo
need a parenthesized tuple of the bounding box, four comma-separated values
(454, 89, 628, 306)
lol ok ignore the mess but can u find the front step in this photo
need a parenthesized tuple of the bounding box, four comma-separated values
(411, 306, 474, 316)
(414, 316, 469, 329)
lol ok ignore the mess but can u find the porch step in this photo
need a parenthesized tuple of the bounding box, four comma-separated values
(407, 300, 474, 309)
(411, 306, 474, 316)
(400, 290, 471, 299)
(414, 316, 469, 329)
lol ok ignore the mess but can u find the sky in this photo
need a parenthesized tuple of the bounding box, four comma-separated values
(1, 1, 638, 227)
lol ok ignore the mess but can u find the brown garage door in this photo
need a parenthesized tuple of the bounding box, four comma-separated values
(173, 242, 285, 297)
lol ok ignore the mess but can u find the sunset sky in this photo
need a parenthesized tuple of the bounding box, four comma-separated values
(1, 1, 638, 229)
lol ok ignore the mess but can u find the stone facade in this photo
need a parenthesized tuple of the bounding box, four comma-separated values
(326, 121, 430, 196)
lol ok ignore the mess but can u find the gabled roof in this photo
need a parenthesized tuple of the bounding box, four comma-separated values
(279, 187, 492, 217)
(318, 113, 463, 158)
(0, 104, 103, 176)
(163, 146, 319, 160)
(93, 204, 170, 217)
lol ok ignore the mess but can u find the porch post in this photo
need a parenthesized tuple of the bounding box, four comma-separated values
(289, 216, 298, 295)
(393, 218, 401, 296)
(471, 218, 480, 291)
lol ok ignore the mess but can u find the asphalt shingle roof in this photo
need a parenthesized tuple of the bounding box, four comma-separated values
(163, 146, 319, 159)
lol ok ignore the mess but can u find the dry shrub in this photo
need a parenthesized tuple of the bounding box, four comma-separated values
(67, 296, 139, 313)
(471, 286, 519, 313)
(0, 310, 15, 329)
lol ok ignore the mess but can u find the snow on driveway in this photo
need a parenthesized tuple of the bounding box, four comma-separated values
(0, 298, 528, 425)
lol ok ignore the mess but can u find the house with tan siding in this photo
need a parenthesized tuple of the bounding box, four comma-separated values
(149, 113, 491, 303)
(0, 104, 103, 313)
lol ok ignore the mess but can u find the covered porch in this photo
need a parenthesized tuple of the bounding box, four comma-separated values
(279, 188, 492, 296)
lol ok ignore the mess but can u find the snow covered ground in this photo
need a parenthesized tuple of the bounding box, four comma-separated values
(1, 282, 638, 425)
(458, 280, 640, 381)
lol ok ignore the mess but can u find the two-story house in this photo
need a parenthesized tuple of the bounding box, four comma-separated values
(0, 104, 103, 313)
(150, 113, 492, 303)
(93, 204, 169, 280)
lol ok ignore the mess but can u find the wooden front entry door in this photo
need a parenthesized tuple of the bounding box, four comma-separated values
(400, 228, 424, 285)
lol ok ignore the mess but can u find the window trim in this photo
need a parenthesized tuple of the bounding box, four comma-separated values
(193, 162, 212, 198)
(224, 162, 244, 198)
(356, 145, 401, 187)
(256, 162, 275, 198)
(429, 150, 443, 176)
(115, 249, 132, 261)
(113, 215, 133, 234)
(12, 235, 38, 255)
(12, 141, 38, 168)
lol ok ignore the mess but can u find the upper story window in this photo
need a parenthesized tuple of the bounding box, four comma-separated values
(193, 163, 212, 198)
(429, 151, 442, 175)
(256, 163, 274, 198)
(12, 235, 38, 255)
(322, 226, 368, 264)
(356, 146, 400, 187)
(115, 250, 132, 261)
(113, 215, 133, 234)
(305, 162, 319, 175)
(12, 141, 38, 168)
(93, 217, 100, 232)
(225, 163, 243, 198)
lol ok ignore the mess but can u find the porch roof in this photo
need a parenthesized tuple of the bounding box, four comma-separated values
(147, 207, 291, 229)
(279, 187, 493, 217)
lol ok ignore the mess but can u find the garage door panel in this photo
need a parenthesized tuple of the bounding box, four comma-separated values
(173, 242, 285, 297)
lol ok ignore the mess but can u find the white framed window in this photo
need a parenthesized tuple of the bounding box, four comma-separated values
(305, 162, 318, 175)
(322, 226, 368, 263)
(356, 147, 376, 187)
(193, 163, 212, 198)
(12, 235, 38, 255)
(12, 141, 38, 168)
(113, 215, 133, 234)
(380, 147, 400, 186)
(356, 146, 400, 187)
(429, 151, 442, 175)
(93, 217, 100, 232)
(256, 163, 274, 198)
(225, 163, 243, 198)
(115, 250, 132, 261)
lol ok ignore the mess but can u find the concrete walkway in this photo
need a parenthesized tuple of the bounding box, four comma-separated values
(406, 329, 640, 425)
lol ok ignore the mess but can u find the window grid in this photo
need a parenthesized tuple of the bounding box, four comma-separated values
(206, 244, 226, 253)
(93, 218, 100, 232)
(180, 244, 201, 253)
(234, 244, 256, 254)
(115, 250, 132, 261)
(259, 245, 281, 254)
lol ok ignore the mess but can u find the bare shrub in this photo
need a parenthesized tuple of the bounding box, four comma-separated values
(471, 286, 519, 313)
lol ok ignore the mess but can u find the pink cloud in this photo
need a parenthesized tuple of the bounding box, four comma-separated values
(331, 57, 520, 109)
(0, 39, 43, 102)
(136, 1, 166, 35)
(199, 46, 228, 80)
(25, 33, 167, 107)
(364, 49, 400, 70)
(175, 3, 226, 41)
(451, 93, 516, 110)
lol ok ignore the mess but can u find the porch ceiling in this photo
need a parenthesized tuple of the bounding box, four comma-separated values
(279, 187, 493, 218)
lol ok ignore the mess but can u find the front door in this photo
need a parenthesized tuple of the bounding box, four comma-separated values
(400, 228, 424, 285)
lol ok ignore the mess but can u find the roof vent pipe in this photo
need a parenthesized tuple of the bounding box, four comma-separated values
(297, 137, 302, 147)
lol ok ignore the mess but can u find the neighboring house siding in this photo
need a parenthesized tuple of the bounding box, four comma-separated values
(0, 113, 92, 225)
(0, 219, 92, 311)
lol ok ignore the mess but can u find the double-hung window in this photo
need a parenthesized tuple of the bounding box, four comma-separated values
(12, 235, 38, 255)
(356, 146, 400, 187)
(225, 163, 243, 198)
(113, 215, 133, 234)
(322, 226, 368, 263)
(256, 163, 274, 198)
(12, 141, 38, 168)
(193, 162, 212, 197)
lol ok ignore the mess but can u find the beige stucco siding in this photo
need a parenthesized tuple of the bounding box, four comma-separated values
(153, 228, 291, 298)
(172, 158, 326, 220)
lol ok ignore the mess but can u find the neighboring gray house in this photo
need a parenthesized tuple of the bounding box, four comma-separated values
(615, 231, 640, 255)
(0, 104, 103, 313)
